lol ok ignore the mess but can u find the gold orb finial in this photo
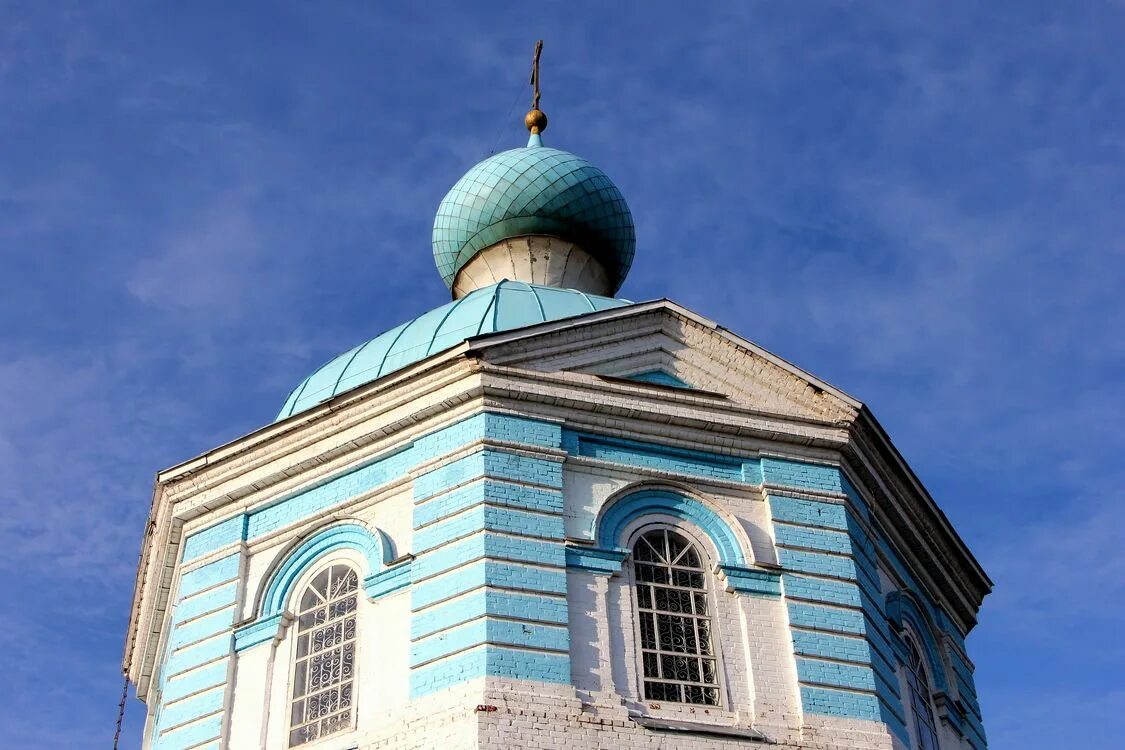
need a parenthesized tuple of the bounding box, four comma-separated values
(525, 108, 548, 134)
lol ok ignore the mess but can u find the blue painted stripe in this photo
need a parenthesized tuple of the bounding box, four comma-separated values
(779, 548, 858, 580)
(575, 436, 746, 482)
(565, 546, 628, 575)
(414, 450, 562, 501)
(478, 412, 562, 449)
(233, 614, 283, 653)
(872, 657, 904, 705)
(561, 430, 766, 483)
(410, 645, 569, 698)
(841, 475, 872, 521)
(880, 697, 911, 745)
(762, 458, 842, 493)
(411, 618, 569, 665)
(412, 561, 567, 610)
(864, 615, 896, 661)
(956, 673, 982, 713)
(164, 634, 230, 678)
(950, 651, 980, 700)
(964, 714, 989, 750)
(177, 411, 562, 562)
(791, 630, 872, 666)
(783, 574, 862, 607)
(182, 515, 246, 562)
(411, 589, 567, 640)
(470, 504, 565, 541)
(178, 553, 239, 598)
(169, 608, 234, 650)
(174, 583, 237, 624)
(413, 533, 564, 580)
(867, 632, 900, 680)
(769, 495, 848, 531)
(787, 603, 899, 695)
(774, 523, 853, 555)
(162, 660, 228, 704)
(414, 480, 563, 527)
(787, 602, 866, 635)
(157, 688, 223, 732)
(799, 686, 881, 722)
(797, 657, 877, 691)
(846, 513, 879, 564)
(721, 564, 783, 596)
(246, 448, 413, 539)
(415, 506, 564, 552)
(153, 714, 222, 750)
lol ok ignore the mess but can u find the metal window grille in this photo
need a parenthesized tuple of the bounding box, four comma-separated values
(288, 564, 359, 747)
(632, 529, 720, 706)
(904, 635, 940, 750)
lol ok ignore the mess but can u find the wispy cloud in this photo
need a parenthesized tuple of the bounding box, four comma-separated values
(0, 3, 1120, 748)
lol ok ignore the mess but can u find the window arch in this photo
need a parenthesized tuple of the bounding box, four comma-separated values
(631, 528, 720, 706)
(288, 563, 360, 747)
(903, 632, 941, 750)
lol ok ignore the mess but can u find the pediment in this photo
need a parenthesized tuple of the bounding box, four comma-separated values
(467, 300, 860, 425)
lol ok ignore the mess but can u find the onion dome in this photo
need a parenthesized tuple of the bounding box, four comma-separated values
(278, 69, 640, 422)
(432, 130, 635, 298)
(276, 281, 630, 421)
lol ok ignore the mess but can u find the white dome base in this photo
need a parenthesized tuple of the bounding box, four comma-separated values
(451, 236, 614, 298)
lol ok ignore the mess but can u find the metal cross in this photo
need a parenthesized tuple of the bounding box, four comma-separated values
(530, 39, 543, 110)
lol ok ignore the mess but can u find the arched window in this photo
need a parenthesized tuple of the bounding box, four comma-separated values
(903, 633, 940, 750)
(288, 564, 359, 747)
(632, 528, 720, 706)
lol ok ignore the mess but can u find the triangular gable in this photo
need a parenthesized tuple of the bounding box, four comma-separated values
(466, 300, 860, 424)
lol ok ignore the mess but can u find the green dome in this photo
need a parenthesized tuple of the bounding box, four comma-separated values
(432, 137, 636, 294)
(277, 281, 631, 421)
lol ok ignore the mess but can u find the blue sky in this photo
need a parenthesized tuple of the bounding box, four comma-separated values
(1, 2, 1122, 747)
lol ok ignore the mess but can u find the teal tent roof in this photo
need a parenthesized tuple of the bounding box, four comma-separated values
(277, 281, 632, 421)
(432, 138, 636, 294)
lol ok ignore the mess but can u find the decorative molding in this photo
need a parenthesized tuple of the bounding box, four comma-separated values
(259, 522, 391, 618)
(595, 489, 750, 568)
(885, 590, 950, 693)
(233, 613, 286, 653)
(564, 546, 628, 575)
(718, 564, 782, 597)
(628, 714, 770, 742)
(571, 487, 776, 602)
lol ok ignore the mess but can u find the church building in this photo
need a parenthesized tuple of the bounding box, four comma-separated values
(123, 63, 991, 750)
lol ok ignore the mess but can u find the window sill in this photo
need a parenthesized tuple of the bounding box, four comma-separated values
(628, 714, 772, 742)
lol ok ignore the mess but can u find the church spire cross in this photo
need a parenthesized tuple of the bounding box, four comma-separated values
(524, 39, 548, 136)
(530, 39, 543, 110)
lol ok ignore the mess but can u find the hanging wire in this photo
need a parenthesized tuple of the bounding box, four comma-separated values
(488, 41, 542, 156)
(112, 674, 129, 749)
(488, 74, 527, 156)
(116, 515, 157, 748)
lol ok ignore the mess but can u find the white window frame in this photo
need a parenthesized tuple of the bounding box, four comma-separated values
(624, 520, 733, 716)
(284, 560, 362, 749)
